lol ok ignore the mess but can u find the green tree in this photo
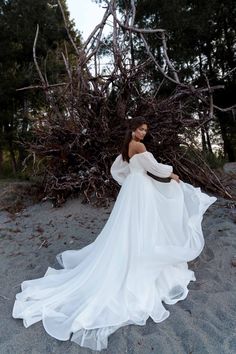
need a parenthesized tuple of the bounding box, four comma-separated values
(108, 0, 236, 160)
(0, 0, 79, 174)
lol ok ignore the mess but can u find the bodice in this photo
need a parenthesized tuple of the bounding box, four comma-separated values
(110, 151, 173, 185)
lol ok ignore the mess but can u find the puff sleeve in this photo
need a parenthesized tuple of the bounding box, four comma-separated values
(110, 154, 130, 185)
(137, 151, 173, 178)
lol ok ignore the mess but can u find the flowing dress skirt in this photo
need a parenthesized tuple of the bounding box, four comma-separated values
(12, 171, 216, 351)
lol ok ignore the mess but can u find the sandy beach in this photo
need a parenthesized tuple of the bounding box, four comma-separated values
(0, 189, 236, 354)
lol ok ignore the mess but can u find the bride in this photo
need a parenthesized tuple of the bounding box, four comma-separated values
(12, 117, 217, 351)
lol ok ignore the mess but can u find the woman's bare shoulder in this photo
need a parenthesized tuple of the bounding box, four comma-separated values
(128, 141, 147, 157)
(135, 142, 146, 153)
(130, 141, 146, 152)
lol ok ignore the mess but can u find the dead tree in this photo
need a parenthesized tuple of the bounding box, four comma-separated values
(19, 0, 235, 205)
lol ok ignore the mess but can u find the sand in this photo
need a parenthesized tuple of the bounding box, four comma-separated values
(0, 194, 236, 354)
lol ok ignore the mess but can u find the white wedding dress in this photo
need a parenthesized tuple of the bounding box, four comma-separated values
(12, 151, 216, 351)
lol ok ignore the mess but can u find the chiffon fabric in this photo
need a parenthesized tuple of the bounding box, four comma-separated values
(12, 151, 217, 351)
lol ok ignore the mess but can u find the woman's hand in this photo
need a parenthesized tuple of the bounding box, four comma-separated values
(170, 172, 180, 183)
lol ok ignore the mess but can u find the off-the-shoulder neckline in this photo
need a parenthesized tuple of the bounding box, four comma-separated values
(129, 151, 150, 162)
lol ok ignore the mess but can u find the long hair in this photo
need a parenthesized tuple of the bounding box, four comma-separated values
(121, 117, 149, 162)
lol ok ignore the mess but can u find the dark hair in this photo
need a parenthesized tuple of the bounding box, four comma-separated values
(121, 116, 149, 162)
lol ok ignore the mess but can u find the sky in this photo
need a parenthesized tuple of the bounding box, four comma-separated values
(66, 0, 110, 40)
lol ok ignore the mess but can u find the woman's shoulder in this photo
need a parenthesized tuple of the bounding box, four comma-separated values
(129, 141, 146, 154)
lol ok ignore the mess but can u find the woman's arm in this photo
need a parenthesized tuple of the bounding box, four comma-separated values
(137, 151, 180, 182)
(129, 143, 180, 182)
(138, 151, 173, 178)
(110, 154, 130, 185)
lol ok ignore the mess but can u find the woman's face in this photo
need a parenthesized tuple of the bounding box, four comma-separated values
(134, 124, 148, 141)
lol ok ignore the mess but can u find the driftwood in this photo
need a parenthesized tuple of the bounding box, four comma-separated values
(20, 0, 235, 206)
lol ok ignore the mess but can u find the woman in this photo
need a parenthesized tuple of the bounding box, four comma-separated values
(12, 117, 217, 351)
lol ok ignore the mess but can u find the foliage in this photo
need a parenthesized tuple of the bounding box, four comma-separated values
(20, 1, 234, 205)
(1, 0, 235, 205)
(112, 0, 236, 160)
(0, 0, 79, 173)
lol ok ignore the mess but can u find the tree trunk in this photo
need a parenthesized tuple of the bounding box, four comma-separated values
(9, 144, 17, 174)
(205, 127, 213, 153)
(218, 112, 236, 161)
(201, 127, 207, 152)
(0, 147, 3, 174)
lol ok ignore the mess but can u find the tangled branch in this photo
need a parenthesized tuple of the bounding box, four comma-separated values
(21, 0, 235, 206)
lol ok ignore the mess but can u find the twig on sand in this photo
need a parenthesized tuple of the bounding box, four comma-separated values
(38, 239, 49, 249)
(0, 294, 10, 300)
(12, 283, 21, 289)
